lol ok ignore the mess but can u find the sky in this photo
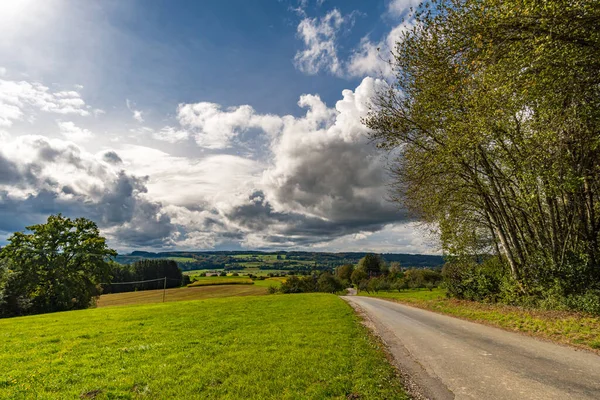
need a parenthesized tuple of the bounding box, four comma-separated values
(0, 0, 438, 254)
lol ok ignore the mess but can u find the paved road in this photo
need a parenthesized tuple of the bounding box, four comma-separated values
(343, 296, 600, 400)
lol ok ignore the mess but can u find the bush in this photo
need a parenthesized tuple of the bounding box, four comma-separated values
(317, 273, 344, 293)
(443, 257, 505, 302)
(267, 285, 279, 294)
(232, 272, 239, 276)
(219, 271, 227, 277)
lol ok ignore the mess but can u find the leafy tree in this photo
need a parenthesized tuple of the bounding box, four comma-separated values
(357, 254, 384, 277)
(350, 268, 368, 285)
(317, 272, 344, 293)
(335, 264, 354, 281)
(0, 215, 116, 317)
(366, 0, 600, 309)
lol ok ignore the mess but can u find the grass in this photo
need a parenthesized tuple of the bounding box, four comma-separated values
(253, 278, 286, 288)
(187, 276, 254, 287)
(361, 288, 600, 352)
(0, 294, 407, 399)
(96, 285, 268, 308)
(166, 257, 197, 263)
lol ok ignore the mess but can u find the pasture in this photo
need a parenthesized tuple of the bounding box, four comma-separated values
(96, 285, 268, 307)
(0, 294, 407, 399)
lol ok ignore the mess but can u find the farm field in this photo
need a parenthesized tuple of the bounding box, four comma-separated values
(360, 289, 600, 352)
(0, 294, 407, 399)
(187, 276, 254, 287)
(97, 285, 267, 307)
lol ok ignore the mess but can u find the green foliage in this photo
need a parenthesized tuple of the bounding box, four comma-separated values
(317, 272, 345, 293)
(366, 0, 600, 312)
(0, 295, 407, 399)
(0, 215, 116, 317)
(336, 264, 355, 281)
(351, 268, 368, 285)
(106, 259, 185, 293)
(357, 254, 384, 277)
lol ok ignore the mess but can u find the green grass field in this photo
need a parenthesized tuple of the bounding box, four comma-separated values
(187, 276, 254, 287)
(166, 257, 197, 263)
(97, 285, 268, 307)
(361, 288, 600, 351)
(0, 294, 406, 399)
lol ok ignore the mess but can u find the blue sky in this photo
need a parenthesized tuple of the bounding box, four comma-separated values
(0, 0, 436, 253)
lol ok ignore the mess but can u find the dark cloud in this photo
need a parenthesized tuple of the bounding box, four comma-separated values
(0, 137, 176, 247)
(103, 151, 123, 164)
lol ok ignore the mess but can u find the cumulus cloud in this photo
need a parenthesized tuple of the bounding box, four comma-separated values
(57, 120, 94, 141)
(294, 9, 345, 76)
(347, 21, 412, 79)
(0, 135, 176, 247)
(0, 76, 427, 252)
(0, 78, 89, 126)
(177, 102, 283, 149)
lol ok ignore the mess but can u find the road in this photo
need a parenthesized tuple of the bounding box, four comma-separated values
(343, 296, 600, 400)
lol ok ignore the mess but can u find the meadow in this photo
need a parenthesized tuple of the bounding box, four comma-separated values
(361, 289, 600, 351)
(0, 294, 407, 399)
(96, 285, 268, 307)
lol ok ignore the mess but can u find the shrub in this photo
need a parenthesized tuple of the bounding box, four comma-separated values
(267, 285, 279, 294)
(443, 257, 504, 302)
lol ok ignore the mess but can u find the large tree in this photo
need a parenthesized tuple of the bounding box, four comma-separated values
(0, 215, 116, 317)
(366, 0, 600, 303)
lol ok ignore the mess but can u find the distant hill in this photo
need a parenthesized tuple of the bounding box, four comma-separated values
(115, 251, 444, 271)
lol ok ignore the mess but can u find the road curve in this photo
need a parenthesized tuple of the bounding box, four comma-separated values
(343, 296, 600, 400)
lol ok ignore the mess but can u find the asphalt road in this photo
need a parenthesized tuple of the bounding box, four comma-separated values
(343, 296, 600, 400)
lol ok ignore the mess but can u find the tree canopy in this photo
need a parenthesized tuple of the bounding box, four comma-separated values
(366, 0, 600, 310)
(0, 215, 116, 317)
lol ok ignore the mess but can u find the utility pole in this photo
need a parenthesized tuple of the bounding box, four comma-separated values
(163, 276, 167, 303)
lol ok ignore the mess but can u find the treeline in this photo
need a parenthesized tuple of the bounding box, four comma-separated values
(367, 0, 600, 313)
(274, 254, 443, 295)
(105, 259, 189, 294)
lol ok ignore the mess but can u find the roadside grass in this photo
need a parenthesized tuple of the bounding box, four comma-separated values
(187, 276, 254, 287)
(0, 294, 407, 399)
(360, 289, 600, 352)
(97, 285, 267, 307)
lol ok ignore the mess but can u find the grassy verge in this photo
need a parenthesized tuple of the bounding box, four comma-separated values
(0, 294, 407, 399)
(360, 289, 600, 351)
(97, 285, 268, 307)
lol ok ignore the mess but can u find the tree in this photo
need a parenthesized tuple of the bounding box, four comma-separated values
(357, 254, 384, 277)
(336, 264, 354, 281)
(317, 272, 344, 293)
(366, 0, 600, 309)
(351, 268, 368, 285)
(0, 215, 116, 317)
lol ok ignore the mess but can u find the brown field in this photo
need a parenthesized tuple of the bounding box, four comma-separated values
(96, 285, 268, 307)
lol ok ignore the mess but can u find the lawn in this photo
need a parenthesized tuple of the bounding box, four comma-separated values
(0, 294, 407, 399)
(96, 285, 268, 307)
(361, 289, 600, 351)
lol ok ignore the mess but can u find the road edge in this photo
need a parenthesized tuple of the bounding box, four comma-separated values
(342, 296, 455, 400)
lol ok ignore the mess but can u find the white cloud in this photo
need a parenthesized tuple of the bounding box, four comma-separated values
(347, 21, 413, 79)
(126, 99, 144, 123)
(387, 0, 417, 16)
(0, 78, 89, 126)
(177, 102, 283, 149)
(152, 126, 190, 143)
(57, 120, 94, 141)
(294, 9, 345, 76)
(0, 67, 6, 77)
